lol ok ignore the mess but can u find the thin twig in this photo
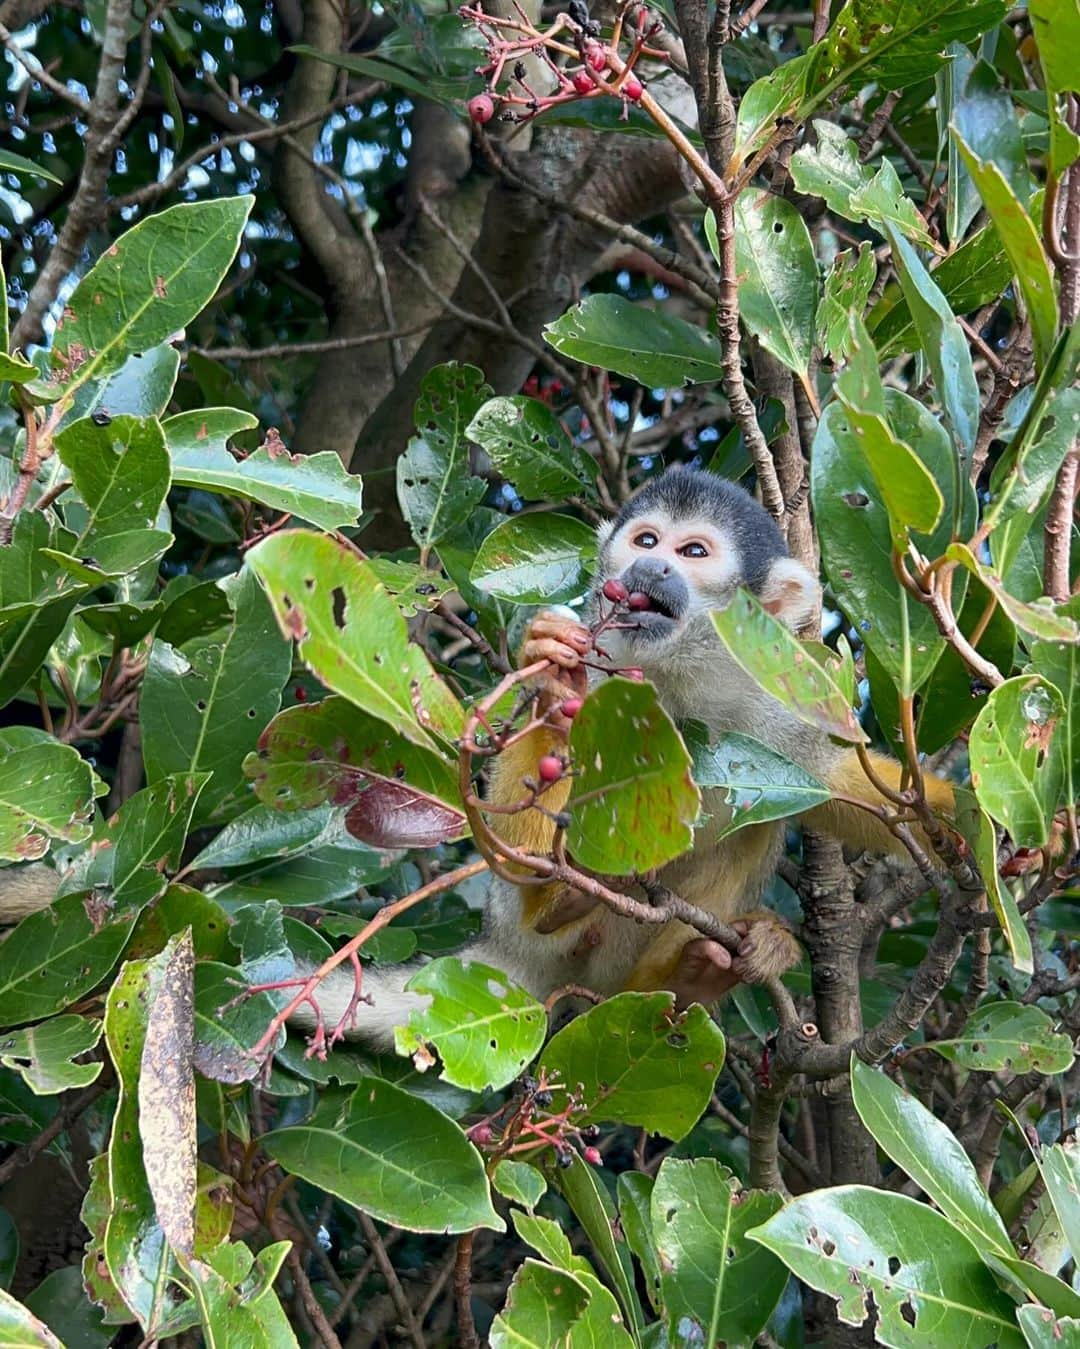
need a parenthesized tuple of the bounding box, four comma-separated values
(356, 1213, 425, 1349)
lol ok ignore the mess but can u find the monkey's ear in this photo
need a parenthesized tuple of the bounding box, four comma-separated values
(759, 556, 821, 629)
(595, 518, 615, 550)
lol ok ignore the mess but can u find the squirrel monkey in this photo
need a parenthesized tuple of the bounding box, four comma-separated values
(0, 468, 954, 1048)
(293, 466, 954, 1046)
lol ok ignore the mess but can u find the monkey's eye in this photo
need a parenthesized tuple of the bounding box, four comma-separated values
(678, 541, 710, 559)
(633, 531, 659, 548)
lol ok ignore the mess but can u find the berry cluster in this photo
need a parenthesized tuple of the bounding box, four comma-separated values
(466, 1070, 605, 1167)
(462, 0, 665, 127)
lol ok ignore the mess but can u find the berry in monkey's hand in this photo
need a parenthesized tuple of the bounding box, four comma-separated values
(468, 94, 495, 124)
(560, 696, 584, 719)
(572, 71, 594, 94)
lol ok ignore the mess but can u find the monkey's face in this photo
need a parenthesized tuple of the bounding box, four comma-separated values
(596, 507, 744, 648)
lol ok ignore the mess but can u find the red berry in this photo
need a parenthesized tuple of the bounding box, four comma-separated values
(468, 1122, 494, 1145)
(560, 696, 584, 719)
(624, 668, 644, 681)
(623, 75, 644, 101)
(602, 578, 629, 604)
(572, 70, 593, 95)
(584, 42, 606, 71)
(468, 94, 495, 125)
(584, 1146, 603, 1165)
(627, 591, 652, 610)
(538, 755, 563, 783)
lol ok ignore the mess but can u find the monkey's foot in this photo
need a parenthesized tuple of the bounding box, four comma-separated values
(520, 612, 591, 720)
(728, 909, 803, 984)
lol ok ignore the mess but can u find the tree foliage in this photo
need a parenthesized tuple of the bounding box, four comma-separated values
(0, 0, 1078, 1343)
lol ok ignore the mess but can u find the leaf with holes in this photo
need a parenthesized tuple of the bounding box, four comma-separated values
(712, 592, 866, 741)
(970, 675, 1065, 848)
(748, 1186, 1025, 1349)
(395, 957, 546, 1091)
(246, 530, 463, 751)
(366, 559, 457, 617)
(545, 294, 724, 386)
(817, 244, 877, 360)
(0, 1014, 103, 1095)
(244, 697, 464, 848)
(166, 411, 365, 530)
(651, 1158, 787, 1347)
(685, 725, 830, 835)
(489, 1260, 594, 1349)
(471, 513, 597, 606)
(930, 1003, 1074, 1073)
(850, 1058, 1014, 1257)
(566, 676, 699, 874)
(885, 224, 980, 464)
(141, 569, 291, 827)
(729, 192, 818, 380)
(49, 196, 252, 398)
(262, 1076, 503, 1233)
(791, 121, 933, 246)
(539, 992, 725, 1141)
(0, 737, 97, 860)
(467, 395, 598, 502)
(396, 362, 490, 549)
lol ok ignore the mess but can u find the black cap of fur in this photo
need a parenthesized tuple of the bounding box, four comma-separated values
(610, 466, 788, 591)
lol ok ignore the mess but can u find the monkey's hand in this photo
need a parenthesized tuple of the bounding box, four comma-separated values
(519, 611, 591, 726)
(669, 911, 802, 1009)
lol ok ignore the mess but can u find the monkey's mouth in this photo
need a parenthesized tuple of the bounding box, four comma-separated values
(624, 586, 684, 634)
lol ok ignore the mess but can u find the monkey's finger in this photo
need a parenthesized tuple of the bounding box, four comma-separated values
(528, 614, 592, 651)
(521, 636, 586, 670)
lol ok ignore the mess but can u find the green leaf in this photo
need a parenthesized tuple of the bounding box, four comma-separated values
(1019, 1306, 1080, 1349)
(566, 676, 700, 875)
(49, 196, 253, 398)
(834, 321, 945, 548)
(711, 592, 866, 742)
(954, 131, 1059, 371)
(617, 1172, 662, 1313)
(72, 341, 181, 421)
(539, 991, 725, 1141)
(141, 569, 291, 827)
(849, 1057, 1014, 1257)
(986, 390, 1080, 572)
(884, 224, 980, 463)
(1030, 593, 1080, 820)
(262, 1076, 503, 1233)
(0, 147, 63, 185)
(246, 530, 462, 751)
(748, 1185, 1025, 1349)
(0, 890, 141, 1029)
(791, 121, 934, 246)
(0, 738, 97, 860)
(395, 957, 546, 1091)
(0, 352, 37, 386)
(0, 1014, 103, 1094)
(53, 414, 173, 574)
(193, 961, 284, 1083)
(554, 1154, 643, 1338)
(470, 512, 597, 606)
(489, 1260, 593, 1349)
(0, 1289, 63, 1347)
(109, 773, 210, 909)
(731, 58, 808, 170)
(730, 192, 818, 380)
(245, 696, 463, 847)
(947, 541, 1080, 642)
(467, 396, 598, 502)
(870, 226, 1012, 357)
(493, 1160, 547, 1210)
(931, 1002, 1074, 1072)
(813, 391, 968, 693)
(1029, 0, 1080, 176)
(970, 674, 1066, 848)
(396, 363, 490, 549)
(954, 788, 1034, 974)
(366, 558, 457, 617)
(685, 725, 830, 835)
(1040, 1143, 1080, 1266)
(545, 294, 724, 386)
(650, 1157, 787, 1346)
(187, 1240, 298, 1349)
(23, 1266, 110, 1349)
(817, 244, 877, 360)
(165, 411, 365, 531)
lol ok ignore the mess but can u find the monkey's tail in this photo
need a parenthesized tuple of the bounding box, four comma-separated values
(0, 862, 64, 923)
(804, 748, 955, 858)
